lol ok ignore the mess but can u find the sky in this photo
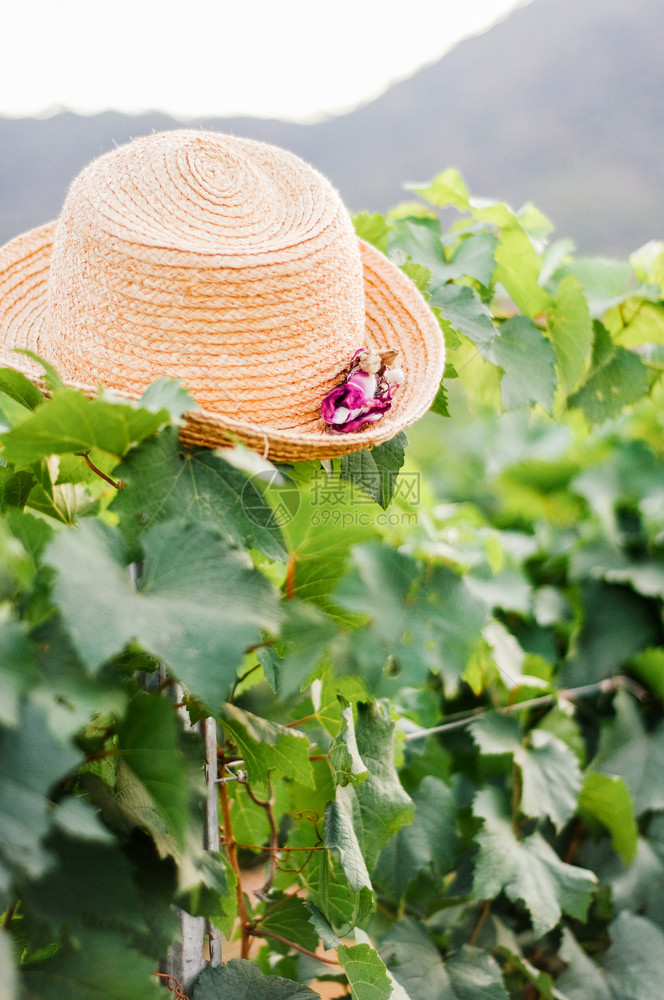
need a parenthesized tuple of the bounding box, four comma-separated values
(4, 0, 530, 122)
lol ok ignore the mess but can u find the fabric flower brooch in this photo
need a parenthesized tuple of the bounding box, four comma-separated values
(321, 347, 404, 433)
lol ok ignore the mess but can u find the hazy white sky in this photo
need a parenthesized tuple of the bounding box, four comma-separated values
(4, 0, 529, 121)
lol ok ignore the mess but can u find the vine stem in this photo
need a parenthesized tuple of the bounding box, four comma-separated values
(76, 451, 122, 489)
(245, 780, 280, 895)
(285, 554, 297, 599)
(246, 926, 341, 966)
(219, 779, 252, 959)
(468, 900, 491, 947)
(2, 900, 17, 931)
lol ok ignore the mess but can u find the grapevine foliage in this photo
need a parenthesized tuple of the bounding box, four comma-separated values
(1, 169, 664, 999)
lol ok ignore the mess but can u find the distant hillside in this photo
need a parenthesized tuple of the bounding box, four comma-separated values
(1, 0, 662, 255)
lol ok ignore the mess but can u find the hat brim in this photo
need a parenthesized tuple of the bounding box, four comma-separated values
(0, 222, 444, 461)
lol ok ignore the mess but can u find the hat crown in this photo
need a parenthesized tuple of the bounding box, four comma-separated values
(44, 130, 365, 429)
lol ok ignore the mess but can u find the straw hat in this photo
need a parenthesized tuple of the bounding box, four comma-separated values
(0, 130, 444, 461)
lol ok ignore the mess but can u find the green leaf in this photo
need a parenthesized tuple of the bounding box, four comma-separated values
(20, 928, 160, 1000)
(471, 786, 596, 937)
(337, 943, 394, 1000)
(519, 729, 582, 831)
(276, 600, 341, 697)
(111, 426, 286, 563)
(630, 646, 664, 699)
(219, 704, 314, 792)
(281, 477, 377, 617)
(329, 699, 369, 787)
(0, 698, 80, 880)
(0, 615, 38, 727)
(258, 893, 319, 954)
(569, 323, 649, 423)
(23, 830, 145, 932)
(487, 316, 557, 412)
(138, 377, 199, 418)
(470, 715, 582, 831)
(0, 366, 44, 411)
(0, 388, 168, 464)
(554, 256, 634, 316)
(493, 225, 551, 317)
(46, 518, 279, 710)
(335, 545, 489, 693)
(545, 275, 593, 396)
(374, 776, 457, 901)
(430, 284, 496, 351)
(0, 466, 35, 510)
(429, 379, 450, 418)
(557, 913, 664, 1000)
(579, 772, 638, 863)
(353, 212, 392, 252)
(407, 168, 470, 211)
(562, 580, 661, 688)
(116, 692, 190, 850)
(193, 959, 318, 1000)
(326, 702, 413, 886)
(389, 218, 445, 280)
(593, 688, 664, 816)
(339, 433, 408, 510)
(306, 849, 373, 937)
(436, 233, 498, 286)
(382, 920, 509, 1000)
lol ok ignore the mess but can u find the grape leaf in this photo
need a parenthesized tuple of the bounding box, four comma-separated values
(258, 893, 319, 954)
(45, 518, 279, 710)
(487, 316, 557, 412)
(337, 943, 395, 1000)
(0, 388, 168, 464)
(0, 699, 80, 881)
(0, 366, 44, 411)
(493, 225, 551, 318)
(0, 616, 38, 727)
(545, 275, 593, 396)
(219, 703, 314, 792)
(471, 786, 596, 937)
(280, 477, 378, 618)
(381, 920, 509, 1000)
(138, 377, 198, 418)
(194, 958, 318, 1000)
(20, 927, 161, 1000)
(579, 772, 638, 863)
(339, 433, 408, 510)
(329, 698, 369, 788)
(593, 688, 664, 816)
(353, 212, 392, 252)
(116, 692, 190, 850)
(557, 913, 664, 1000)
(430, 284, 496, 351)
(326, 701, 413, 887)
(407, 168, 470, 211)
(22, 830, 146, 932)
(436, 233, 498, 286)
(569, 323, 649, 422)
(111, 426, 286, 562)
(306, 849, 373, 936)
(374, 776, 458, 901)
(470, 715, 582, 831)
(335, 544, 489, 693)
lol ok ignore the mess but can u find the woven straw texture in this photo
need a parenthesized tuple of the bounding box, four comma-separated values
(0, 130, 444, 460)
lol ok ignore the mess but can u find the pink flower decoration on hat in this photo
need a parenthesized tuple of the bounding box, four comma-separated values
(322, 348, 404, 433)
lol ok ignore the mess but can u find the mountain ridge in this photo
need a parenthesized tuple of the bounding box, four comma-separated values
(1, 0, 661, 255)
